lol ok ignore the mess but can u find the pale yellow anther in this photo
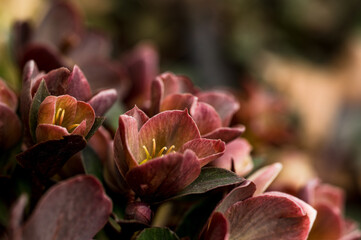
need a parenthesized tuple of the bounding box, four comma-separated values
(157, 147, 167, 157)
(166, 145, 175, 154)
(54, 108, 63, 124)
(143, 145, 151, 160)
(59, 109, 65, 125)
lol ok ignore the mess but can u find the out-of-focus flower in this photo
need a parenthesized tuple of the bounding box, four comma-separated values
(211, 138, 253, 177)
(36, 95, 95, 143)
(0, 79, 21, 149)
(150, 72, 244, 143)
(12, 1, 127, 94)
(122, 42, 159, 109)
(202, 163, 317, 240)
(114, 106, 225, 201)
(20, 61, 117, 145)
(300, 179, 361, 240)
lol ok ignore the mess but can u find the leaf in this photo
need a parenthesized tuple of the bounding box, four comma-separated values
(172, 167, 244, 200)
(82, 145, 104, 182)
(136, 228, 180, 240)
(16, 135, 86, 178)
(85, 116, 105, 140)
(29, 79, 50, 142)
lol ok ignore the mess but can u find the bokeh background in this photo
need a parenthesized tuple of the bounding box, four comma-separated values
(1, 0, 361, 222)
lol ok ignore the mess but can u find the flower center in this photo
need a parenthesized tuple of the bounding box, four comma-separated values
(140, 138, 175, 164)
(53, 107, 79, 132)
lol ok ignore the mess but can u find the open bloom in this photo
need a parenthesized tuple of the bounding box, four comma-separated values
(202, 163, 317, 240)
(150, 72, 244, 143)
(0, 79, 21, 149)
(114, 106, 225, 201)
(36, 95, 95, 142)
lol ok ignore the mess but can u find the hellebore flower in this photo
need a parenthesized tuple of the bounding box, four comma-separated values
(150, 72, 244, 143)
(0, 79, 22, 149)
(20, 61, 117, 146)
(300, 179, 361, 240)
(202, 163, 317, 240)
(36, 95, 95, 143)
(114, 106, 225, 201)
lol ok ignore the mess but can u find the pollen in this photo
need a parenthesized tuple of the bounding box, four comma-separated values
(140, 138, 176, 164)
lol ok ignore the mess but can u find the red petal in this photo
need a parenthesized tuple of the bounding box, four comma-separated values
(190, 101, 222, 135)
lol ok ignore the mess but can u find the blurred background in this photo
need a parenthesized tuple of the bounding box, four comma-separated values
(1, 0, 361, 222)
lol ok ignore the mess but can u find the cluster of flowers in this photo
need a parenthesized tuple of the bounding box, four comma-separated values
(1, 1, 360, 240)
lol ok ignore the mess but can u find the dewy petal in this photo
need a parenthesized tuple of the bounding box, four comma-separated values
(138, 110, 201, 162)
(203, 125, 245, 143)
(211, 138, 253, 177)
(248, 162, 283, 196)
(160, 93, 196, 112)
(73, 101, 95, 134)
(67, 65, 92, 101)
(55, 95, 77, 127)
(190, 101, 222, 135)
(36, 124, 69, 142)
(126, 150, 201, 202)
(226, 193, 316, 240)
(179, 138, 225, 167)
(204, 212, 230, 240)
(37, 96, 57, 124)
(116, 115, 140, 172)
(197, 91, 240, 127)
(125, 106, 149, 131)
(88, 89, 117, 116)
(22, 175, 112, 240)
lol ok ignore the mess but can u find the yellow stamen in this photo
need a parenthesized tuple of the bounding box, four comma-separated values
(143, 145, 151, 160)
(54, 108, 63, 124)
(166, 145, 175, 154)
(157, 147, 167, 157)
(152, 138, 156, 157)
(140, 159, 149, 165)
(67, 123, 80, 132)
(59, 109, 65, 125)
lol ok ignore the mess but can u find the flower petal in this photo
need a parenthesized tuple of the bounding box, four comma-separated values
(126, 150, 201, 202)
(204, 212, 230, 240)
(160, 93, 196, 112)
(226, 193, 316, 240)
(248, 163, 283, 196)
(211, 138, 253, 176)
(197, 91, 240, 127)
(125, 106, 149, 131)
(158, 72, 198, 97)
(88, 88, 117, 116)
(71, 120, 87, 136)
(36, 124, 69, 142)
(55, 95, 77, 127)
(67, 65, 92, 101)
(138, 110, 200, 162)
(0, 79, 18, 111)
(73, 101, 95, 134)
(179, 138, 225, 167)
(37, 96, 57, 125)
(190, 101, 222, 135)
(22, 175, 112, 240)
(35, 67, 71, 96)
(202, 126, 245, 143)
(0, 104, 22, 149)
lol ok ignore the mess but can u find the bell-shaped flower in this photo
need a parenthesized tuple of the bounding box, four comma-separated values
(150, 72, 244, 143)
(0, 79, 22, 149)
(202, 163, 317, 240)
(114, 106, 225, 202)
(20, 61, 117, 146)
(36, 95, 95, 142)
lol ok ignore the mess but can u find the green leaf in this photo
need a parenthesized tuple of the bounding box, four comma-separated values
(81, 145, 103, 182)
(29, 79, 50, 142)
(85, 116, 105, 140)
(136, 228, 179, 240)
(173, 167, 244, 199)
